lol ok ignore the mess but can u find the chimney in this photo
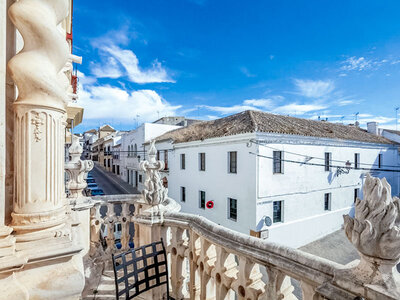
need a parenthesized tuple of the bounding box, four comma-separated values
(367, 122, 379, 135)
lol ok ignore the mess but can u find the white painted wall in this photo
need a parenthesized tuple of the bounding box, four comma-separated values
(382, 130, 400, 144)
(167, 134, 258, 234)
(164, 132, 399, 248)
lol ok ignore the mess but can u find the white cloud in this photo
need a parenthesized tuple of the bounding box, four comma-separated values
(239, 67, 256, 78)
(91, 44, 175, 84)
(273, 103, 328, 115)
(200, 104, 259, 115)
(91, 57, 123, 79)
(341, 57, 372, 71)
(243, 98, 274, 109)
(77, 73, 180, 123)
(294, 79, 334, 98)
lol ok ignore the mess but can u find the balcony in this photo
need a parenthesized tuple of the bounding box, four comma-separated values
(79, 142, 400, 300)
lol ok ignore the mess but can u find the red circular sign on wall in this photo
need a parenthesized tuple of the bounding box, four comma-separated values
(206, 201, 214, 209)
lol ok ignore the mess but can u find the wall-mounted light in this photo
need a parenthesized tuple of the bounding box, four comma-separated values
(337, 160, 352, 176)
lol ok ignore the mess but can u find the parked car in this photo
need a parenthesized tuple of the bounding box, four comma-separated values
(86, 178, 95, 184)
(91, 188, 105, 196)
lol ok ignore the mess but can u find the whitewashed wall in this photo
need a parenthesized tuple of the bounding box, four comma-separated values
(168, 133, 258, 234)
(166, 132, 399, 248)
(255, 133, 399, 247)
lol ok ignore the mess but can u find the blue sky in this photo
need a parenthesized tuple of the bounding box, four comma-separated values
(73, 0, 400, 132)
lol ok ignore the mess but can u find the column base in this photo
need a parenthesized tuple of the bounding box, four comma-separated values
(0, 226, 15, 257)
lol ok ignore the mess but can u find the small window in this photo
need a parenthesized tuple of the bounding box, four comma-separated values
(228, 198, 237, 221)
(273, 151, 283, 174)
(157, 150, 160, 161)
(139, 174, 142, 183)
(354, 188, 359, 203)
(164, 150, 168, 170)
(273, 201, 283, 222)
(378, 154, 382, 168)
(324, 193, 331, 211)
(199, 153, 206, 171)
(180, 154, 186, 169)
(181, 187, 186, 202)
(199, 191, 206, 209)
(228, 151, 237, 173)
(354, 153, 360, 169)
(104, 159, 106, 167)
(325, 152, 331, 172)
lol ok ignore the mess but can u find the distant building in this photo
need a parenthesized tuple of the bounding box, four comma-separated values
(153, 110, 400, 248)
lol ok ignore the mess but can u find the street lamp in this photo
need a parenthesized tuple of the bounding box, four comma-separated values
(337, 160, 352, 176)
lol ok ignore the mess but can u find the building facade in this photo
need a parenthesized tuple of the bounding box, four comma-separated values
(155, 111, 400, 248)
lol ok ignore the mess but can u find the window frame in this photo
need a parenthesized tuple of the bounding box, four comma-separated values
(354, 188, 359, 203)
(354, 153, 360, 169)
(228, 198, 237, 221)
(228, 151, 237, 174)
(199, 190, 206, 209)
(199, 153, 206, 171)
(273, 151, 283, 174)
(273, 200, 283, 223)
(324, 152, 331, 172)
(181, 186, 186, 202)
(324, 193, 331, 211)
(378, 153, 382, 169)
(180, 153, 186, 170)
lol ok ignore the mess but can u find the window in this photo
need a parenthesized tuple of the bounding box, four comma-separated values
(355, 153, 360, 169)
(108, 159, 111, 167)
(139, 174, 142, 183)
(134, 144, 137, 157)
(273, 201, 283, 223)
(354, 188, 359, 203)
(324, 193, 331, 211)
(325, 152, 331, 172)
(104, 159, 106, 167)
(378, 154, 383, 168)
(181, 187, 186, 202)
(199, 191, 206, 209)
(164, 150, 168, 170)
(228, 151, 237, 173)
(180, 154, 186, 169)
(199, 153, 206, 171)
(228, 198, 237, 221)
(273, 151, 283, 174)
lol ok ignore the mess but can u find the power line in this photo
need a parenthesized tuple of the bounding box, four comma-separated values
(250, 151, 400, 173)
(251, 139, 400, 169)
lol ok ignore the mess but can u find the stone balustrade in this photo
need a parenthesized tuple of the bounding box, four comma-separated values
(84, 142, 399, 300)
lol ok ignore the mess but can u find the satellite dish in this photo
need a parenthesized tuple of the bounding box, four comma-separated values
(264, 216, 272, 227)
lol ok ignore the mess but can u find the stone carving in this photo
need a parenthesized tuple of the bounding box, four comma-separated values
(140, 140, 168, 206)
(65, 135, 94, 201)
(31, 111, 44, 142)
(342, 174, 400, 296)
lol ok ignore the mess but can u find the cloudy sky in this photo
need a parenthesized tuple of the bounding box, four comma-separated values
(73, 0, 400, 132)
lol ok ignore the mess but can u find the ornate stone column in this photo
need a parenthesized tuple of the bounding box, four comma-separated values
(7, 0, 74, 252)
(337, 174, 400, 299)
(134, 140, 181, 299)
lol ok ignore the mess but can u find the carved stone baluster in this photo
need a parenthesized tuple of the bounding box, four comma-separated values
(169, 226, 189, 299)
(120, 202, 130, 250)
(231, 257, 264, 300)
(105, 203, 115, 252)
(197, 237, 216, 300)
(259, 266, 297, 300)
(300, 281, 322, 300)
(189, 231, 202, 299)
(89, 204, 102, 256)
(210, 246, 237, 299)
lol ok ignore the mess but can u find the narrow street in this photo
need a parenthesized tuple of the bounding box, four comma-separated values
(90, 163, 139, 195)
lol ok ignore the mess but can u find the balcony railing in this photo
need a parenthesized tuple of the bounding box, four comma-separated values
(81, 141, 400, 300)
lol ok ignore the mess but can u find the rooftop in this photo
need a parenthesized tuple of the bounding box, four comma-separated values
(156, 110, 394, 144)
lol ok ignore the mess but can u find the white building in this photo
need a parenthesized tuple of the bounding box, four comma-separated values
(154, 110, 400, 248)
(119, 122, 182, 190)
